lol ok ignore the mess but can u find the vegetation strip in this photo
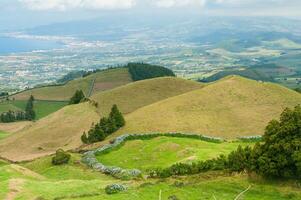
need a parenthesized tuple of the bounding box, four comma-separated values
(82, 133, 224, 179)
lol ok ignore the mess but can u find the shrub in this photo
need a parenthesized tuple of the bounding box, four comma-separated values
(52, 149, 71, 165)
(105, 184, 126, 194)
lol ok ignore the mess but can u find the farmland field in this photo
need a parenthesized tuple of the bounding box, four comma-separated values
(96, 136, 252, 171)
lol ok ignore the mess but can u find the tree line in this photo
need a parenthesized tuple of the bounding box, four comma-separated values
(0, 95, 36, 123)
(127, 63, 175, 81)
(81, 104, 125, 144)
(151, 105, 301, 179)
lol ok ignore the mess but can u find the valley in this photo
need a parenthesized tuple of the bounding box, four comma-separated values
(0, 64, 300, 199)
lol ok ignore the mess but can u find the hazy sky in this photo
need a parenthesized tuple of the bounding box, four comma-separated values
(1, 0, 301, 30)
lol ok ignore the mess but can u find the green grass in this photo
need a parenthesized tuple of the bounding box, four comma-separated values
(0, 100, 67, 120)
(0, 131, 10, 140)
(13, 173, 301, 200)
(22, 154, 115, 181)
(0, 101, 20, 113)
(96, 137, 252, 171)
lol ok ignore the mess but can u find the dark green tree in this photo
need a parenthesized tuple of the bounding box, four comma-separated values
(109, 104, 125, 128)
(69, 90, 85, 105)
(25, 95, 35, 120)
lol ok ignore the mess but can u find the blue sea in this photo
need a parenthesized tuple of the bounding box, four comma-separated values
(0, 36, 64, 55)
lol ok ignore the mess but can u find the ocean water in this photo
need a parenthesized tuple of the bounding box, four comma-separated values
(0, 36, 63, 55)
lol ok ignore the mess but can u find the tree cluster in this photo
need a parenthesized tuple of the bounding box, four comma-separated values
(0, 92, 8, 97)
(127, 63, 175, 81)
(0, 110, 27, 123)
(0, 95, 35, 123)
(81, 104, 125, 144)
(237, 105, 301, 178)
(69, 90, 86, 105)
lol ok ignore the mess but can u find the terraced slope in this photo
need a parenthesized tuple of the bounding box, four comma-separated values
(91, 77, 204, 116)
(116, 76, 301, 138)
(12, 68, 132, 101)
(0, 102, 99, 161)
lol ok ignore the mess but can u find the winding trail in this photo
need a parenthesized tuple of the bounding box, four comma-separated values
(5, 178, 24, 200)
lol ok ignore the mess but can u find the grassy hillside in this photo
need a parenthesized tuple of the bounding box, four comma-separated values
(0, 77, 202, 162)
(116, 76, 301, 138)
(0, 100, 68, 120)
(91, 77, 203, 116)
(1, 161, 300, 199)
(201, 68, 273, 83)
(12, 68, 132, 101)
(97, 136, 251, 171)
(0, 102, 100, 161)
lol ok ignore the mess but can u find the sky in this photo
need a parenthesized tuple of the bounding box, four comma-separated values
(0, 0, 301, 30)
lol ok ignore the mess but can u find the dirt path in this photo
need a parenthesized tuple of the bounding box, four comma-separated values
(5, 178, 24, 200)
(10, 164, 45, 180)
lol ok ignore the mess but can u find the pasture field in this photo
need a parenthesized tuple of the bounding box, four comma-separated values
(1, 161, 301, 200)
(0, 100, 67, 120)
(0, 102, 100, 162)
(117, 76, 301, 138)
(11, 68, 132, 101)
(0, 130, 10, 140)
(96, 136, 252, 171)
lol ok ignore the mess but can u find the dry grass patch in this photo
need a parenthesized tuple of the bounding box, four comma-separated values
(115, 76, 301, 138)
(0, 102, 100, 162)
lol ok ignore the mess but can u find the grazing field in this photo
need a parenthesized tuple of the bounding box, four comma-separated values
(1, 160, 301, 200)
(0, 101, 20, 113)
(0, 102, 100, 162)
(0, 130, 9, 140)
(0, 100, 67, 120)
(117, 76, 301, 138)
(0, 77, 203, 162)
(12, 68, 132, 101)
(91, 77, 203, 116)
(96, 136, 252, 171)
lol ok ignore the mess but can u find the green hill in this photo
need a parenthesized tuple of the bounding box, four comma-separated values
(201, 68, 273, 83)
(115, 76, 301, 138)
(0, 77, 202, 162)
(12, 68, 132, 101)
(91, 77, 203, 116)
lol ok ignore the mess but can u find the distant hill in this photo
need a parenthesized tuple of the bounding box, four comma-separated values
(201, 68, 273, 83)
(116, 76, 301, 139)
(12, 68, 132, 101)
(0, 77, 202, 161)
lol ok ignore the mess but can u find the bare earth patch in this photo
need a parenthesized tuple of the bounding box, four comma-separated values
(5, 178, 24, 200)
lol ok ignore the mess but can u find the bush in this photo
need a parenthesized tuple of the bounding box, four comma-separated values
(52, 149, 71, 165)
(105, 184, 126, 194)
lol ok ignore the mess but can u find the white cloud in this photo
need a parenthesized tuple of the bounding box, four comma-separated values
(18, 0, 301, 16)
(154, 0, 206, 8)
(19, 0, 136, 11)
